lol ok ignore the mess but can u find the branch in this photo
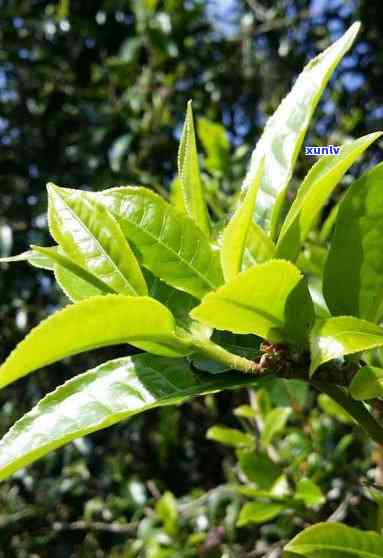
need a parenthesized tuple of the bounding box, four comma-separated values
(235, 342, 383, 447)
(52, 519, 138, 535)
(192, 335, 383, 446)
(251, 342, 358, 386)
(312, 382, 383, 447)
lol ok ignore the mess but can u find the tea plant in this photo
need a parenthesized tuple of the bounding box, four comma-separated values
(2, 21, 383, 554)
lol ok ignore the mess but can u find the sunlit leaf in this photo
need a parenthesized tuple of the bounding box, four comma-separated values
(276, 132, 381, 261)
(324, 162, 383, 322)
(32, 245, 114, 300)
(294, 478, 325, 508)
(156, 491, 178, 536)
(237, 501, 284, 526)
(178, 100, 210, 235)
(0, 295, 192, 390)
(241, 22, 360, 237)
(48, 184, 147, 296)
(197, 116, 229, 174)
(284, 522, 383, 557)
(206, 426, 254, 449)
(191, 260, 314, 347)
(221, 158, 265, 280)
(169, 176, 186, 212)
(318, 393, 353, 424)
(234, 405, 257, 418)
(54, 264, 106, 301)
(350, 366, 383, 400)
(0, 249, 54, 270)
(96, 186, 223, 299)
(310, 316, 383, 374)
(242, 221, 275, 270)
(261, 407, 291, 446)
(0, 354, 263, 482)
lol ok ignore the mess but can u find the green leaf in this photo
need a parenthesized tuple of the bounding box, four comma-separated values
(54, 263, 106, 301)
(310, 317, 383, 374)
(284, 522, 383, 557)
(234, 405, 257, 419)
(350, 366, 383, 400)
(237, 450, 282, 489)
(169, 176, 186, 212)
(266, 378, 309, 409)
(32, 245, 114, 299)
(276, 132, 382, 261)
(323, 162, 383, 322)
(318, 393, 353, 424)
(156, 492, 178, 536)
(178, 100, 210, 235)
(1, 245, 115, 301)
(241, 23, 360, 237)
(96, 186, 223, 299)
(197, 116, 229, 174)
(206, 426, 254, 449)
(0, 295, 192, 390)
(220, 158, 265, 281)
(144, 270, 203, 334)
(237, 502, 284, 526)
(294, 479, 325, 508)
(47, 183, 147, 296)
(319, 199, 341, 242)
(261, 407, 291, 446)
(191, 260, 314, 347)
(242, 221, 275, 270)
(0, 249, 55, 270)
(0, 354, 264, 482)
(308, 276, 330, 318)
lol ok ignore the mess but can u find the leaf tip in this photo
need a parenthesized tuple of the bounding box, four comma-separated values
(46, 182, 59, 193)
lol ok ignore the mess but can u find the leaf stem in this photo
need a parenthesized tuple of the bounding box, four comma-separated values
(189, 336, 259, 374)
(313, 381, 383, 447)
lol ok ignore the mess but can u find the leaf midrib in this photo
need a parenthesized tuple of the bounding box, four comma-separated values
(0, 365, 261, 480)
(111, 195, 218, 292)
(59, 192, 138, 295)
(216, 295, 284, 329)
(0, 335, 186, 383)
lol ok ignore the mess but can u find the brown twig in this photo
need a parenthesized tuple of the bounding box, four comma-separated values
(52, 519, 138, 535)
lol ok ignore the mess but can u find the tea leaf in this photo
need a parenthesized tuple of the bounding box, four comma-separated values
(48, 184, 147, 296)
(0, 354, 263, 482)
(0, 295, 192, 389)
(276, 132, 382, 261)
(96, 186, 223, 299)
(191, 260, 314, 347)
(221, 158, 264, 280)
(241, 22, 360, 237)
(324, 162, 383, 322)
(178, 101, 210, 235)
(284, 522, 383, 557)
(350, 366, 383, 400)
(310, 316, 383, 374)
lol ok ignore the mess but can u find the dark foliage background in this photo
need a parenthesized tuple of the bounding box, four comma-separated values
(1, 1, 383, 556)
